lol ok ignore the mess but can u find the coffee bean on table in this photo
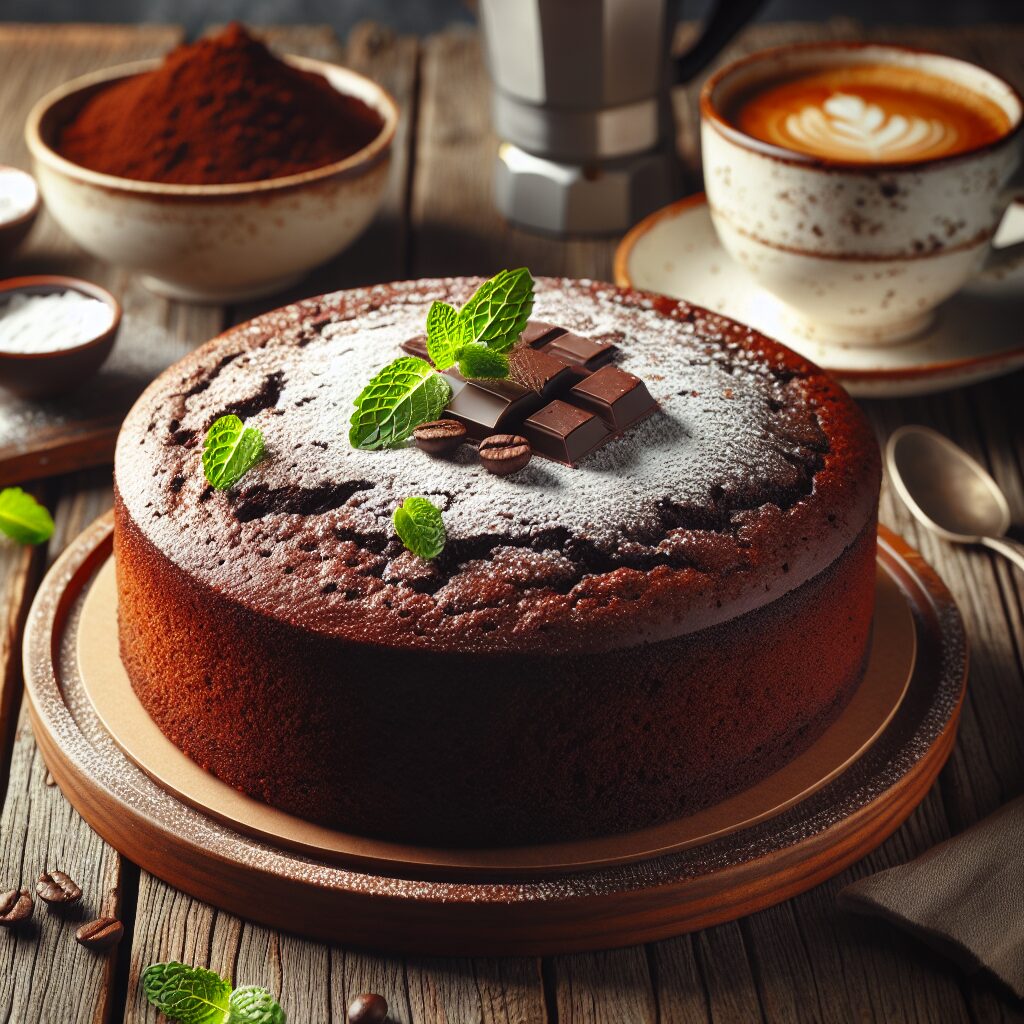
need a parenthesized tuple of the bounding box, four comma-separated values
(413, 418, 466, 456)
(347, 992, 388, 1024)
(36, 870, 82, 906)
(479, 434, 532, 476)
(0, 889, 33, 926)
(75, 917, 123, 950)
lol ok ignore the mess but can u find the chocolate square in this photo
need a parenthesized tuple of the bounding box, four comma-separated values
(508, 345, 577, 397)
(520, 320, 565, 348)
(400, 334, 430, 360)
(444, 372, 545, 440)
(522, 400, 613, 466)
(539, 331, 617, 372)
(569, 365, 657, 431)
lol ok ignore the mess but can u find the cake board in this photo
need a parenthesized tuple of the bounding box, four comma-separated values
(22, 514, 967, 955)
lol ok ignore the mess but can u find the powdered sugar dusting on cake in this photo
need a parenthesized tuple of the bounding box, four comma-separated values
(115, 278, 877, 651)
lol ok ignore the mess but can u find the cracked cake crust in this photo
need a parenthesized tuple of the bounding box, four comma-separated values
(114, 277, 878, 656)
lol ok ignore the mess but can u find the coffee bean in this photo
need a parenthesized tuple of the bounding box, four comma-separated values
(0, 889, 33, 926)
(479, 434, 532, 476)
(347, 992, 388, 1023)
(75, 917, 123, 950)
(413, 418, 466, 457)
(36, 870, 82, 906)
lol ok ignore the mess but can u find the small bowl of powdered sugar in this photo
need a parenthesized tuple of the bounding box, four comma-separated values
(0, 275, 121, 398)
(0, 167, 40, 262)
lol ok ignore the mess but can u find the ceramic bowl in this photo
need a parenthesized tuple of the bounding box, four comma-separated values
(0, 166, 41, 262)
(24, 57, 398, 303)
(0, 275, 121, 398)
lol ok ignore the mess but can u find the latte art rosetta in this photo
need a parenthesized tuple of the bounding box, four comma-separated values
(783, 93, 956, 160)
(729, 64, 1012, 165)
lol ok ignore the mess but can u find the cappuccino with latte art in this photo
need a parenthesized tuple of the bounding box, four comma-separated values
(727, 64, 1011, 163)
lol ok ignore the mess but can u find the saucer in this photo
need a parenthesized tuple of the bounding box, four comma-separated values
(615, 193, 1024, 398)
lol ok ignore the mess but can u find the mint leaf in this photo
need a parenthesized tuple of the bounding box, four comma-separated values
(203, 415, 264, 491)
(392, 496, 446, 559)
(0, 487, 54, 545)
(349, 356, 453, 451)
(227, 986, 286, 1024)
(458, 268, 534, 353)
(142, 962, 231, 1024)
(425, 301, 466, 371)
(456, 344, 509, 379)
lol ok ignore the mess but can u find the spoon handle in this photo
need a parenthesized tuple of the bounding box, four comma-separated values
(981, 536, 1024, 574)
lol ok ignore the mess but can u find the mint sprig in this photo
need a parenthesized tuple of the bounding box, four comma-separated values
(350, 269, 535, 449)
(456, 343, 509, 379)
(227, 986, 287, 1024)
(203, 415, 264, 490)
(425, 301, 465, 371)
(424, 269, 535, 379)
(0, 487, 54, 545)
(349, 356, 453, 451)
(142, 962, 231, 1024)
(392, 496, 445, 559)
(142, 963, 285, 1024)
(458, 267, 534, 353)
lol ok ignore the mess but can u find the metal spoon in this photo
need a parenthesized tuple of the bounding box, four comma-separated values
(886, 425, 1024, 573)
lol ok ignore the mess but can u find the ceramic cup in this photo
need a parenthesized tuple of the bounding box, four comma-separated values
(700, 43, 1024, 345)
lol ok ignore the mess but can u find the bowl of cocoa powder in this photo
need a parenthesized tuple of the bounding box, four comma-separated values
(23, 24, 397, 303)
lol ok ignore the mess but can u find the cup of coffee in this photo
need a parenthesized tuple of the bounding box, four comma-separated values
(700, 43, 1024, 345)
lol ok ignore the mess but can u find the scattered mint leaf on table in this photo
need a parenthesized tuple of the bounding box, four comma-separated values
(142, 962, 231, 1024)
(392, 496, 446, 559)
(142, 963, 286, 1024)
(457, 268, 534, 353)
(203, 415, 264, 490)
(227, 985, 287, 1024)
(0, 487, 54, 545)
(456, 343, 510, 380)
(349, 356, 453, 451)
(425, 300, 466, 370)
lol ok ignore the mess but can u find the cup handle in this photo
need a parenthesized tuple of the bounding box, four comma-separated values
(672, 0, 764, 84)
(981, 169, 1024, 276)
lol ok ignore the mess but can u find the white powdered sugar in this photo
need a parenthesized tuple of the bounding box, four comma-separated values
(0, 290, 115, 353)
(115, 277, 866, 648)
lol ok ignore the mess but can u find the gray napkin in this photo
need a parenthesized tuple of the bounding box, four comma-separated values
(838, 796, 1024, 999)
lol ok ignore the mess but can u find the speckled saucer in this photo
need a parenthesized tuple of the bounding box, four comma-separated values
(615, 194, 1024, 398)
(23, 514, 966, 955)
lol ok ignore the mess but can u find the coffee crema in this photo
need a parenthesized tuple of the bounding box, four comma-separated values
(727, 64, 1011, 163)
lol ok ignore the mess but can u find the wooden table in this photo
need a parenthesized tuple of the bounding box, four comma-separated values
(0, 19, 1021, 1024)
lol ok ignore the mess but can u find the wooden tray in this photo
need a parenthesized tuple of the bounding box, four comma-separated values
(23, 515, 967, 955)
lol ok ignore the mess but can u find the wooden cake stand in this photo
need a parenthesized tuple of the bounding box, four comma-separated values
(23, 514, 967, 955)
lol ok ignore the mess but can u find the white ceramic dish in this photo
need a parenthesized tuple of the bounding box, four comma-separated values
(25, 57, 398, 303)
(615, 193, 1024, 398)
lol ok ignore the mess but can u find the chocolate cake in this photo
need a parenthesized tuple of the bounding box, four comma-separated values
(113, 278, 881, 847)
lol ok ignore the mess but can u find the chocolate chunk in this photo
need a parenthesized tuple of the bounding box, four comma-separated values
(75, 917, 124, 950)
(520, 320, 565, 347)
(522, 400, 613, 466)
(569, 365, 656, 431)
(36, 870, 83, 906)
(539, 331, 617, 372)
(400, 334, 429, 360)
(348, 993, 388, 1024)
(0, 889, 32, 926)
(444, 373, 544, 440)
(507, 345, 576, 396)
(479, 434, 532, 476)
(413, 418, 466, 456)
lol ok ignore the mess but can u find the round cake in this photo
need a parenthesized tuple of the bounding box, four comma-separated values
(113, 278, 881, 847)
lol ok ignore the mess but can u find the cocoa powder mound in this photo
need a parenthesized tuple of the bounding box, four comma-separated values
(57, 23, 384, 185)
